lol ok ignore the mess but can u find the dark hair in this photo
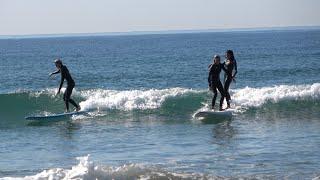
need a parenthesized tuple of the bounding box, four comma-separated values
(54, 59, 62, 65)
(226, 50, 235, 61)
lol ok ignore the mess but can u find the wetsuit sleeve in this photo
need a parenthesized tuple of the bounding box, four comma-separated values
(51, 69, 60, 75)
(233, 60, 238, 77)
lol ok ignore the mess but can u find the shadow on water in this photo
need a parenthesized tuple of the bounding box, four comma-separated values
(27, 117, 82, 140)
(26, 116, 72, 126)
(58, 121, 83, 139)
(211, 121, 236, 145)
(212, 121, 235, 138)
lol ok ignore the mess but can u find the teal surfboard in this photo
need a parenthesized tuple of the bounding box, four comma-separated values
(25, 111, 87, 121)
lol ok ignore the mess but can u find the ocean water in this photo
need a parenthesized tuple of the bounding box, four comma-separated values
(0, 30, 320, 179)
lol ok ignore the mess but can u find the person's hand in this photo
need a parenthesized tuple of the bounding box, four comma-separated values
(232, 76, 236, 83)
(49, 73, 54, 79)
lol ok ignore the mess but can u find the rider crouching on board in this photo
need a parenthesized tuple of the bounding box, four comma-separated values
(50, 59, 81, 112)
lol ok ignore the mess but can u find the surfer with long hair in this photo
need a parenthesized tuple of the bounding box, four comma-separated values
(223, 50, 237, 109)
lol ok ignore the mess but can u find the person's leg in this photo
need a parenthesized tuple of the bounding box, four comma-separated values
(224, 78, 232, 101)
(63, 88, 70, 112)
(211, 84, 218, 109)
(224, 78, 232, 108)
(217, 81, 225, 110)
(67, 85, 80, 110)
(69, 99, 80, 109)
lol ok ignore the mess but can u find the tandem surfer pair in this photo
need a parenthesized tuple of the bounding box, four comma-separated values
(208, 50, 237, 111)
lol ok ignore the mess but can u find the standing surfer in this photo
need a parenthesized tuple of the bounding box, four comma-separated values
(50, 59, 81, 112)
(208, 55, 227, 111)
(223, 50, 237, 109)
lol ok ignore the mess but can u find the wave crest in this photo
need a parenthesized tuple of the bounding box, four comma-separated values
(78, 88, 198, 111)
(232, 83, 320, 108)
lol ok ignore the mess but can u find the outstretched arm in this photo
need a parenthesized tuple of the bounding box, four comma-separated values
(49, 69, 60, 77)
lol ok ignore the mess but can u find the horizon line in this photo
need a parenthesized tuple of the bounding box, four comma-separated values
(1, 25, 320, 39)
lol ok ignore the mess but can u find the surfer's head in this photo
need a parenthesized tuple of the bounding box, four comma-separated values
(213, 55, 220, 64)
(54, 59, 63, 69)
(226, 50, 235, 61)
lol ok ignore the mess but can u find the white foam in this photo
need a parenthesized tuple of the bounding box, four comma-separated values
(78, 88, 197, 111)
(1, 155, 215, 180)
(232, 83, 320, 108)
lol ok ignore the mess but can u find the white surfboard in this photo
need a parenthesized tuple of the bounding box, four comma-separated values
(25, 111, 87, 121)
(194, 109, 234, 118)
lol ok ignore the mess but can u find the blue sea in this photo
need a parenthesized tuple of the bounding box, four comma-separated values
(0, 29, 320, 179)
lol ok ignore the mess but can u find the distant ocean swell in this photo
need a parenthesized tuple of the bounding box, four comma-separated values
(0, 83, 319, 121)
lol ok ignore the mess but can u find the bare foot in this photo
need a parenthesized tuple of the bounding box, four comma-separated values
(76, 106, 81, 112)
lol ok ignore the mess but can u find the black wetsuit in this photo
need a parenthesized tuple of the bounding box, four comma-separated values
(53, 65, 79, 111)
(223, 59, 237, 105)
(208, 63, 226, 109)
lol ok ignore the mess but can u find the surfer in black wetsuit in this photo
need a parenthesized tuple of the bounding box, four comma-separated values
(50, 59, 81, 112)
(208, 55, 227, 111)
(223, 50, 237, 109)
